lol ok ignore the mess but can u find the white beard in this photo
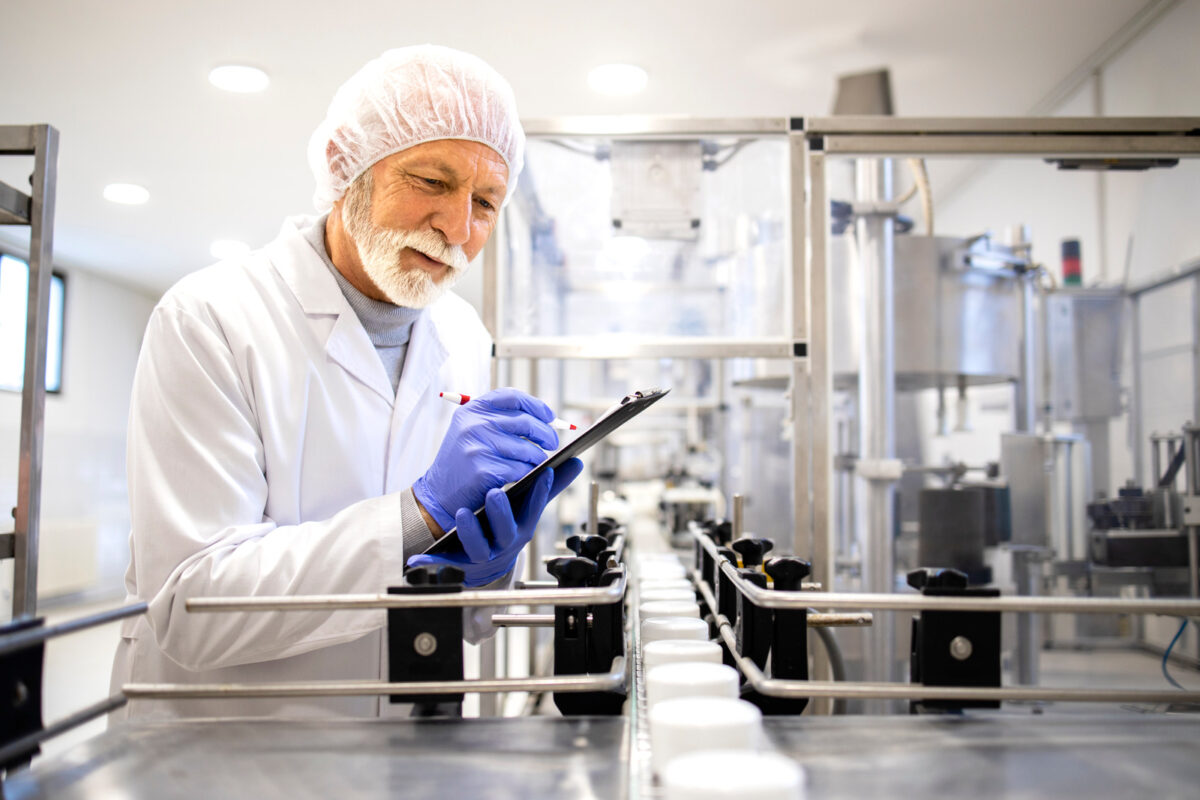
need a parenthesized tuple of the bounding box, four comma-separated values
(341, 177, 470, 308)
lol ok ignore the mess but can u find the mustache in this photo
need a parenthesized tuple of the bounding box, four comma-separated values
(372, 226, 469, 272)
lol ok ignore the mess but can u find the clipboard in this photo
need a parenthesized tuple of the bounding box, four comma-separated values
(421, 387, 670, 556)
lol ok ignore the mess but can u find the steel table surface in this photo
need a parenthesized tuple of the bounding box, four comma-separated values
(764, 712, 1200, 799)
(5, 717, 629, 800)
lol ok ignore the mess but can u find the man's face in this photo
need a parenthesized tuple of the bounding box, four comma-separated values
(339, 139, 508, 307)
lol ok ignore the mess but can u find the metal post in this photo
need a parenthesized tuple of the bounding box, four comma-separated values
(1017, 273, 1038, 433)
(13, 125, 58, 619)
(808, 150, 834, 592)
(1194, 275, 1200, 427)
(588, 481, 599, 541)
(788, 132, 811, 561)
(854, 157, 897, 710)
(806, 146, 835, 715)
(732, 493, 744, 540)
(1131, 294, 1144, 485)
(1012, 549, 1042, 686)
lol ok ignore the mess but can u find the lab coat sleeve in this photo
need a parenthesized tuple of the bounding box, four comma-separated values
(461, 550, 525, 643)
(129, 303, 408, 672)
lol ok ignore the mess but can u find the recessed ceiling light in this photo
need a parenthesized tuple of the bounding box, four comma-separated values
(103, 183, 149, 205)
(208, 64, 270, 93)
(588, 64, 648, 96)
(210, 239, 251, 260)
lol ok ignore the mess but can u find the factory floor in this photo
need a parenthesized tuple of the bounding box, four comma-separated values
(32, 599, 1200, 764)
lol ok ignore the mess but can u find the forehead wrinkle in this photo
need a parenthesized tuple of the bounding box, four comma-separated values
(395, 155, 505, 202)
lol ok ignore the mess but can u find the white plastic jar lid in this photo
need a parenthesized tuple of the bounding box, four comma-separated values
(638, 562, 687, 580)
(638, 578, 693, 591)
(640, 588, 696, 603)
(645, 661, 739, 709)
(641, 616, 709, 645)
(650, 697, 763, 775)
(639, 600, 700, 619)
(643, 639, 723, 672)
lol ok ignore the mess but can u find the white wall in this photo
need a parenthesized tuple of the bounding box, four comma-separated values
(0, 264, 156, 612)
(933, 0, 1200, 494)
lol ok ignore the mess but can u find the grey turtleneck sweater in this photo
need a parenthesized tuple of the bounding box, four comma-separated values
(299, 214, 435, 555)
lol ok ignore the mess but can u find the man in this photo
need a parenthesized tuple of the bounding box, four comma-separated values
(110, 45, 581, 718)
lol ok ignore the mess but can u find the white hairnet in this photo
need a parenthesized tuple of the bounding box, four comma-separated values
(308, 45, 524, 211)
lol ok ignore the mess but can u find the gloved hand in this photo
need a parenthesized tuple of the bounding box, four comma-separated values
(413, 388, 560, 532)
(407, 457, 584, 587)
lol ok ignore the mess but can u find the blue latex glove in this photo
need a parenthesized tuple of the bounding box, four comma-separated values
(413, 388, 560, 532)
(408, 457, 584, 587)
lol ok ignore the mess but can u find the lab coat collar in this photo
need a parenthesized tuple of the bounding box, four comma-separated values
(271, 215, 348, 316)
(268, 215, 394, 402)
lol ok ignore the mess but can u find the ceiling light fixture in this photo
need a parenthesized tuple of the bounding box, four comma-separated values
(210, 239, 252, 260)
(102, 183, 149, 205)
(208, 64, 270, 93)
(588, 63, 648, 96)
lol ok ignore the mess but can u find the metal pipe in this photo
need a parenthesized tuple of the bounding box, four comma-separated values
(1132, 295, 1145, 484)
(491, 613, 594, 628)
(716, 617, 1200, 704)
(124, 657, 625, 700)
(185, 578, 624, 613)
(0, 602, 146, 657)
(692, 571, 868, 628)
(0, 693, 126, 768)
(807, 149, 834, 595)
(1012, 549, 1042, 685)
(855, 157, 898, 709)
(1018, 272, 1038, 432)
(732, 493, 744, 539)
(808, 612, 874, 628)
(1187, 427, 1200, 496)
(1189, 528, 1199, 602)
(717, 559, 1200, 615)
(1194, 275, 1200, 427)
(1125, 256, 1200, 297)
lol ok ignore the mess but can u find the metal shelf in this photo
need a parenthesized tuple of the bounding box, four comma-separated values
(0, 181, 31, 224)
(522, 116, 794, 137)
(495, 336, 800, 360)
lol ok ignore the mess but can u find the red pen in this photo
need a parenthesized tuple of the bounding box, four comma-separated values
(439, 392, 577, 431)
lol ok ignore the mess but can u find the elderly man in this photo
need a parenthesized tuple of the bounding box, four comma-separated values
(110, 45, 581, 718)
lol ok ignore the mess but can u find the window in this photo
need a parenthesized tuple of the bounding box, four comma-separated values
(0, 253, 66, 393)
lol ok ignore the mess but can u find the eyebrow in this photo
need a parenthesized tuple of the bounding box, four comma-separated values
(399, 159, 504, 203)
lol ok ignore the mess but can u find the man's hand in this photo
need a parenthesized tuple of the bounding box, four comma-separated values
(407, 458, 584, 586)
(413, 388, 559, 533)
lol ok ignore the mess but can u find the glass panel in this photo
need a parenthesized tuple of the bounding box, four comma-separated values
(0, 253, 66, 393)
(500, 136, 790, 340)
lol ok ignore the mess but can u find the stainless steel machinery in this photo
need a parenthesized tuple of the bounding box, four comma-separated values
(6, 116, 1200, 799)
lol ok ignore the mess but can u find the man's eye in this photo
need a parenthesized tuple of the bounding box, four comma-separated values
(422, 177, 442, 187)
(476, 197, 494, 211)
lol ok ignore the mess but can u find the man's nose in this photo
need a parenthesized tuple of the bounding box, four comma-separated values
(432, 192, 472, 247)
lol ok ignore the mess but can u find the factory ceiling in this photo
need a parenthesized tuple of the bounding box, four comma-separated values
(0, 0, 1153, 296)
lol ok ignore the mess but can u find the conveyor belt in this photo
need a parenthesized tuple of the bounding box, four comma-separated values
(764, 713, 1200, 799)
(5, 717, 629, 800)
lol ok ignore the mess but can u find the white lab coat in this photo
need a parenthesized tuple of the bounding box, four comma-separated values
(111, 215, 497, 719)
